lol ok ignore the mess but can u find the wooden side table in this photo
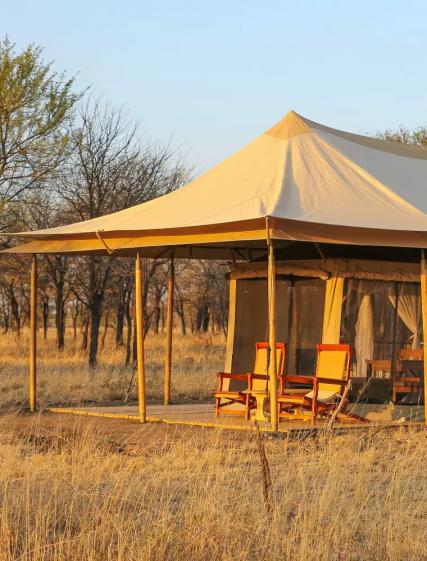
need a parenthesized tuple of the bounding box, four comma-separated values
(243, 389, 268, 422)
(365, 359, 392, 379)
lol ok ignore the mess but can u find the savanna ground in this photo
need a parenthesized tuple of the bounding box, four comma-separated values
(0, 329, 426, 560)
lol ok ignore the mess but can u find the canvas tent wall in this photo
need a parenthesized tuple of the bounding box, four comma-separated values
(226, 259, 425, 411)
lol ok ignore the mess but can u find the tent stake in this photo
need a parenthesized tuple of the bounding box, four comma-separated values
(420, 250, 427, 424)
(29, 255, 37, 412)
(267, 231, 278, 432)
(135, 252, 146, 422)
(164, 258, 174, 405)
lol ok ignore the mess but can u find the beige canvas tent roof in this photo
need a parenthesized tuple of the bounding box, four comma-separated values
(5, 110, 427, 257)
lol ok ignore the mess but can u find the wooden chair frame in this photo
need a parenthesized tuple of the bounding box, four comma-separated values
(392, 348, 424, 403)
(278, 344, 367, 425)
(213, 342, 286, 420)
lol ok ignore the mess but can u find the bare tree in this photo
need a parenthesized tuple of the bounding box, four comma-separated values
(56, 99, 188, 366)
(54, 100, 139, 366)
(16, 191, 71, 349)
(172, 261, 228, 335)
(113, 258, 133, 347)
(150, 263, 168, 335)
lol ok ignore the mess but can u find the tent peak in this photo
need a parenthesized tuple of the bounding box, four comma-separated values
(265, 110, 312, 140)
(265, 111, 427, 161)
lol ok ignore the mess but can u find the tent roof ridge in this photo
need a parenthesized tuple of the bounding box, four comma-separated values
(266, 110, 427, 160)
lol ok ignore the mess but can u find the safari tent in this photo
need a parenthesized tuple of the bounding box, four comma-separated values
(4, 111, 427, 429)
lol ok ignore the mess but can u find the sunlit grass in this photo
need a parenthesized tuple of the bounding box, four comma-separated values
(0, 414, 424, 560)
(0, 328, 225, 409)
(0, 328, 425, 560)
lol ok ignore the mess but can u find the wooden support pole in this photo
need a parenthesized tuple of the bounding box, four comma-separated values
(267, 236, 278, 432)
(420, 250, 427, 424)
(135, 252, 146, 422)
(224, 278, 237, 374)
(29, 255, 37, 412)
(164, 258, 174, 405)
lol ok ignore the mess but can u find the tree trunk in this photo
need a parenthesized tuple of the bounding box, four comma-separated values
(160, 301, 165, 333)
(101, 311, 109, 350)
(153, 300, 161, 335)
(42, 297, 49, 339)
(88, 295, 103, 368)
(55, 284, 66, 350)
(222, 317, 228, 337)
(115, 298, 125, 347)
(179, 312, 186, 335)
(2, 302, 10, 333)
(9, 288, 21, 337)
(124, 284, 133, 366)
(71, 302, 79, 340)
(196, 302, 210, 332)
(174, 295, 186, 336)
(81, 314, 89, 351)
(125, 303, 132, 366)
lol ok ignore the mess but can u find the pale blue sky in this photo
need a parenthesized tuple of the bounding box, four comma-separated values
(3, 0, 427, 172)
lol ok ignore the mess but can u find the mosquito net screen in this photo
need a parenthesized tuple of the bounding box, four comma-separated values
(340, 280, 422, 374)
(231, 277, 326, 376)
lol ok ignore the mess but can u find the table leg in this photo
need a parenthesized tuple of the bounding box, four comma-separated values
(254, 395, 267, 422)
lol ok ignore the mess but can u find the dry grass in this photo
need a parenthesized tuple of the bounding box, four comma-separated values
(0, 329, 425, 560)
(0, 328, 224, 409)
(0, 414, 425, 560)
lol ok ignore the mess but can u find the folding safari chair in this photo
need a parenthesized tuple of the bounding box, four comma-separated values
(213, 342, 286, 420)
(278, 344, 367, 425)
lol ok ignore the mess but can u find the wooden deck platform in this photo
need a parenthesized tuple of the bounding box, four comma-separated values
(47, 402, 425, 431)
(48, 403, 285, 432)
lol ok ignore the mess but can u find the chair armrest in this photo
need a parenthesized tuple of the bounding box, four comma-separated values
(279, 374, 313, 395)
(314, 377, 348, 385)
(249, 373, 269, 380)
(216, 372, 249, 381)
(216, 372, 250, 392)
(282, 375, 314, 385)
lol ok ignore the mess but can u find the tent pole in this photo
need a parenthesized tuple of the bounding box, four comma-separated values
(390, 282, 400, 397)
(267, 234, 278, 432)
(135, 252, 146, 422)
(420, 251, 427, 424)
(224, 278, 237, 373)
(164, 257, 174, 405)
(29, 254, 37, 413)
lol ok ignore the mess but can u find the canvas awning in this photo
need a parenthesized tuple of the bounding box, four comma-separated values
(5, 110, 427, 257)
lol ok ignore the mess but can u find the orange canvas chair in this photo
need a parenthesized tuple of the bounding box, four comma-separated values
(214, 342, 286, 420)
(278, 344, 367, 425)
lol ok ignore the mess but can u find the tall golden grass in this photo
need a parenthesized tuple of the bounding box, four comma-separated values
(0, 414, 425, 560)
(0, 328, 224, 408)
(0, 328, 425, 560)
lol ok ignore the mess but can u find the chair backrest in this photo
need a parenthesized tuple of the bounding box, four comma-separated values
(252, 342, 286, 391)
(399, 348, 423, 361)
(315, 344, 351, 395)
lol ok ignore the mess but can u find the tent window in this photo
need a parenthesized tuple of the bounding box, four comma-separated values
(340, 279, 422, 378)
(232, 277, 325, 375)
